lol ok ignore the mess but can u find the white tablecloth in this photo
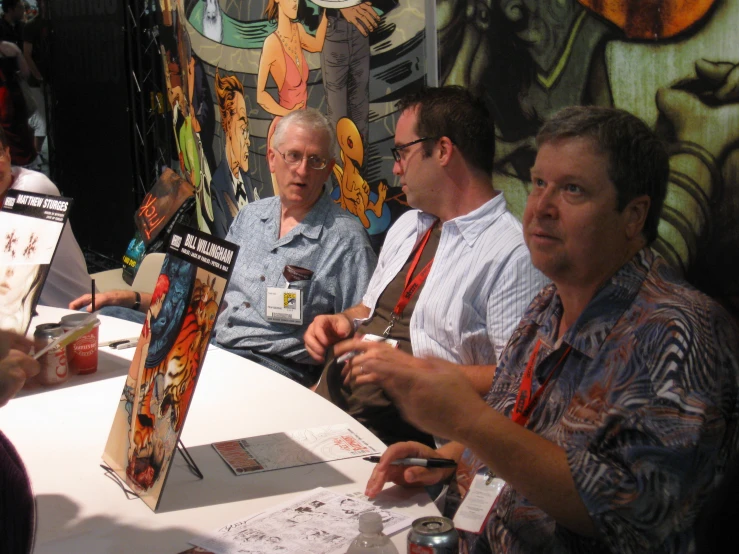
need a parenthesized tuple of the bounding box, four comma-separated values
(0, 306, 438, 553)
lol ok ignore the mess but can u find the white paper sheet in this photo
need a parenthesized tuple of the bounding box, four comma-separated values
(190, 487, 413, 554)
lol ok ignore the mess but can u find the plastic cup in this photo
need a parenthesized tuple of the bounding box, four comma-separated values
(60, 313, 100, 375)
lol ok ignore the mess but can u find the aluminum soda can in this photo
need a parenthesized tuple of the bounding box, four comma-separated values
(407, 516, 459, 554)
(33, 323, 69, 386)
(60, 313, 100, 375)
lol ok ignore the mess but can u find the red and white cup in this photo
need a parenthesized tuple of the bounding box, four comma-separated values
(60, 313, 100, 375)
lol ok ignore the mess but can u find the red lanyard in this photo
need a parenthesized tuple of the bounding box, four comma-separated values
(511, 339, 572, 427)
(383, 221, 437, 337)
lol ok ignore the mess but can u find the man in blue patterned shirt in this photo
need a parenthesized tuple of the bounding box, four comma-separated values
(348, 106, 739, 553)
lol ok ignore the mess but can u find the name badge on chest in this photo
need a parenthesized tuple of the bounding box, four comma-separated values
(266, 287, 303, 325)
(453, 471, 506, 534)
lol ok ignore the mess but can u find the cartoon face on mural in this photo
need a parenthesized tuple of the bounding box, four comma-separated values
(228, 92, 250, 173)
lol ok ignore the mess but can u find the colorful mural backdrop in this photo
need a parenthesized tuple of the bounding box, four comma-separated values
(157, 0, 428, 250)
(157, 0, 738, 316)
(438, 0, 739, 316)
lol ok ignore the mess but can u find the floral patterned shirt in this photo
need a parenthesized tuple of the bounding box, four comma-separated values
(458, 248, 739, 554)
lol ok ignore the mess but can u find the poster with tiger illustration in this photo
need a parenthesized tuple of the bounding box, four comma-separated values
(102, 223, 238, 511)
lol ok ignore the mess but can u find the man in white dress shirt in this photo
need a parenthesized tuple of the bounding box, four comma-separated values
(305, 86, 548, 446)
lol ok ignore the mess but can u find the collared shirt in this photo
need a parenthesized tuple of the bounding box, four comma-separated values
(459, 248, 739, 553)
(215, 193, 377, 363)
(363, 194, 548, 365)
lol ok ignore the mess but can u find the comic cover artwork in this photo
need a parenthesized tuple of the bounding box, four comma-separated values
(0, 190, 72, 334)
(102, 224, 238, 511)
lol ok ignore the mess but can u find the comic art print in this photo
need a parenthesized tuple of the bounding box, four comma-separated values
(102, 224, 238, 511)
(0, 190, 72, 334)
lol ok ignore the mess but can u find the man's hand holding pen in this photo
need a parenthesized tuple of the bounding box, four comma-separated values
(364, 441, 460, 499)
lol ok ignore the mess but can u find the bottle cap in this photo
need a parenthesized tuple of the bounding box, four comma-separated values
(358, 511, 383, 533)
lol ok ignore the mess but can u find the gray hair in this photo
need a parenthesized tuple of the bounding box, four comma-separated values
(271, 108, 337, 160)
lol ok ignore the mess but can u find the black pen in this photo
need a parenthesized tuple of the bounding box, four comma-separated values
(363, 456, 457, 468)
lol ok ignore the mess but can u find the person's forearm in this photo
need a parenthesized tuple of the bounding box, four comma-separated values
(342, 303, 372, 324)
(456, 401, 597, 537)
(23, 43, 42, 81)
(456, 364, 496, 395)
(437, 440, 465, 462)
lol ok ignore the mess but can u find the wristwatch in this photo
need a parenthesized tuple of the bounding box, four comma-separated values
(132, 291, 141, 312)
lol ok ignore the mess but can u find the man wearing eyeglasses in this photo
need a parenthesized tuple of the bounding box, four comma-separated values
(72, 109, 377, 387)
(306, 86, 547, 446)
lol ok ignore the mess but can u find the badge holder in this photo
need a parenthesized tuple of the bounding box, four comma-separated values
(453, 471, 506, 534)
(265, 283, 303, 325)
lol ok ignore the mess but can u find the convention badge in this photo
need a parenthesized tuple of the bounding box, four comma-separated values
(453, 472, 506, 534)
(266, 286, 303, 325)
(361, 333, 399, 348)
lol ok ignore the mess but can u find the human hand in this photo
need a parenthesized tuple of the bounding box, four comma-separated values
(69, 290, 136, 312)
(695, 59, 739, 102)
(656, 59, 739, 158)
(335, 336, 419, 386)
(0, 350, 40, 407)
(341, 337, 488, 441)
(365, 441, 455, 498)
(304, 313, 354, 362)
(340, 2, 380, 37)
(0, 330, 33, 359)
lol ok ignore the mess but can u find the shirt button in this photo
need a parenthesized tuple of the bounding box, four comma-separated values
(227, 322, 233, 328)
(260, 276, 265, 281)
(243, 302, 251, 308)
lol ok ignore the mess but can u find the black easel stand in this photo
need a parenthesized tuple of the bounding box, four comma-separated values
(177, 439, 204, 479)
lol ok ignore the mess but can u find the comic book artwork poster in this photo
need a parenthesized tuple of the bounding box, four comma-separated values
(0, 191, 71, 334)
(135, 168, 195, 248)
(437, 0, 739, 316)
(123, 169, 197, 284)
(102, 224, 238, 511)
(156, 0, 428, 249)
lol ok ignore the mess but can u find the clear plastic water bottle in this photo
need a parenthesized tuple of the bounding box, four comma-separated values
(346, 512, 399, 553)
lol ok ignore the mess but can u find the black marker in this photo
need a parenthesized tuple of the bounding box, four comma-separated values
(363, 456, 457, 468)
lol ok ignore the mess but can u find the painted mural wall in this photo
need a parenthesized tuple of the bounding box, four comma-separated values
(158, 0, 427, 251)
(438, 0, 739, 316)
(159, 0, 738, 316)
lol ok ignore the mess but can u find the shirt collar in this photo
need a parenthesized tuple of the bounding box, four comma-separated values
(417, 194, 508, 248)
(261, 192, 331, 244)
(533, 247, 655, 359)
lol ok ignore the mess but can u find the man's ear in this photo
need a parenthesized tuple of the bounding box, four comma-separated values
(267, 147, 277, 174)
(437, 136, 454, 166)
(325, 159, 336, 175)
(623, 194, 650, 240)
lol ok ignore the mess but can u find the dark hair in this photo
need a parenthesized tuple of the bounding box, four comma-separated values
(0, 126, 7, 149)
(536, 106, 668, 244)
(2, 0, 20, 13)
(396, 86, 495, 176)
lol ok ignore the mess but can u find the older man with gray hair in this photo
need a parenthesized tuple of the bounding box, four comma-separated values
(72, 109, 377, 386)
